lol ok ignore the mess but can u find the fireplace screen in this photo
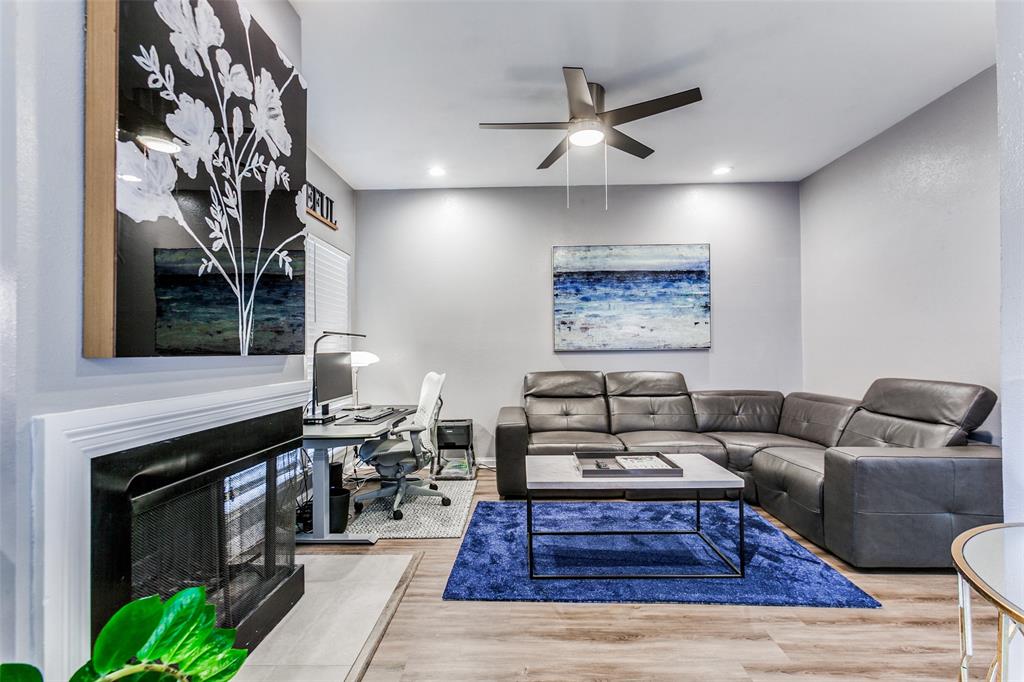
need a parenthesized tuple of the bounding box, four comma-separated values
(130, 450, 301, 627)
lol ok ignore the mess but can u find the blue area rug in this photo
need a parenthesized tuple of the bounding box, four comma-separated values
(442, 501, 880, 608)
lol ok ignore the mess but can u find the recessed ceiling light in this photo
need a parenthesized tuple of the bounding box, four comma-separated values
(117, 173, 142, 183)
(428, 166, 446, 177)
(712, 166, 733, 176)
(137, 135, 182, 154)
(568, 120, 605, 147)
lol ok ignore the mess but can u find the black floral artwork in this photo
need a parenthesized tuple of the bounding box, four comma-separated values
(114, 0, 307, 356)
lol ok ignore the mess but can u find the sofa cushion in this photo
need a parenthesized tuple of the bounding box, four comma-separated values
(860, 377, 997, 432)
(606, 371, 696, 433)
(836, 378, 998, 449)
(527, 431, 625, 456)
(525, 370, 605, 398)
(837, 410, 963, 448)
(616, 431, 727, 467)
(524, 396, 609, 433)
(752, 446, 827, 546)
(524, 370, 609, 432)
(605, 371, 689, 396)
(778, 392, 860, 447)
(703, 431, 821, 472)
(691, 390, 784, 432)
(609, 396, 698, 433)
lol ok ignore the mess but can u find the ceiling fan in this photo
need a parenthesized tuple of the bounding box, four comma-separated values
(479, 67, 702, 169)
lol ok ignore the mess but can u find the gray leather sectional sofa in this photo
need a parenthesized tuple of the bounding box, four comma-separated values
(495, 370, 1001, 568)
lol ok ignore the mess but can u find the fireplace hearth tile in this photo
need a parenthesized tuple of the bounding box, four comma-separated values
(235, 554, 417, 679)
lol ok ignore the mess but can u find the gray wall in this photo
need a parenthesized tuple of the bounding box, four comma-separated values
(306, 150, 357, 304)
(799, 67, 1000, 432)
(354, 183, 803, 459)
(0, 0, 20, 663)
(0, 0, 351, 665)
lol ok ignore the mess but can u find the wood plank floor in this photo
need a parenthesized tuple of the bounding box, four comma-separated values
(299, 471, 998, 681)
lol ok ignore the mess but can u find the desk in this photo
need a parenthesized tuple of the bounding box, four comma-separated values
(298, 405, 416, 544)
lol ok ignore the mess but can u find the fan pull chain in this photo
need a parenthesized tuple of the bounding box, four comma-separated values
(604, 138, 608, 211)
(565, 137, 570, 208)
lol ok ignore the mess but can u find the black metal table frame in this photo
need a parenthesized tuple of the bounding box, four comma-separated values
(525, 489, 745, 580)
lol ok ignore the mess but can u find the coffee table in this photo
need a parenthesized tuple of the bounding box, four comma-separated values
(524, 453, 746, 580)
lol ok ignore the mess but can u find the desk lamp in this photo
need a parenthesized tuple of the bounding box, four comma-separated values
(310, 330, 366, 423)
(349, 350, 380, 410)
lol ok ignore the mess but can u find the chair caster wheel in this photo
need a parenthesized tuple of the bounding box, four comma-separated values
(429, 483, 439, 490)
(353, 501, 363, 514)
(392, 509, 404, 520)
(441, 497, 451, 506)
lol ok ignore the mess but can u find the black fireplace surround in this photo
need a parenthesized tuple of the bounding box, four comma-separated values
(91, 408, 305, 650)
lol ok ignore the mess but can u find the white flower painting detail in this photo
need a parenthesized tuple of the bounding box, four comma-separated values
(251, 68, 292, 158)
(116, 141, 184, 225)
(119, 0, 307, 356)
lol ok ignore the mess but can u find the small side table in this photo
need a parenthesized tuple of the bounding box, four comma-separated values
(952, 523, 1024, 681)
(434, 418, 476, 480)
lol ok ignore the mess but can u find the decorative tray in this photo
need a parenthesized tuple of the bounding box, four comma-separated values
(572, 452, 685, 477)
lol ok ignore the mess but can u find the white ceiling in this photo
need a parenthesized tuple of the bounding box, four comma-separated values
(294, 1, 995, 190)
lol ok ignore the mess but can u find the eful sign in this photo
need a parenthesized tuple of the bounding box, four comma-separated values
(306, 184, 337, 229)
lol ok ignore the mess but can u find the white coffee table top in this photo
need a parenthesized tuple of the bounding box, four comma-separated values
(525, 454, 744, 491)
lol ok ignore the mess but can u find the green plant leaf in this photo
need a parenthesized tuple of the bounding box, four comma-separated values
(185, 645, 247, 680)
(136, 586, 206, 663)
(117, 672, 177, 682)
(0, 663, 43, 682)
(69, 661, 98, 682)
(199, 648, 247, 682)
(92, 594, 164, 674)
(164, 602, 216, 664)
(179, 627, 236, 673)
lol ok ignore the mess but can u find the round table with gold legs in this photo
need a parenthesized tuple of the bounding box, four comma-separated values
(952, 523, 1024, 682)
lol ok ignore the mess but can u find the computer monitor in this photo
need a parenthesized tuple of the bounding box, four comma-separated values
(312, 351, 353, 413)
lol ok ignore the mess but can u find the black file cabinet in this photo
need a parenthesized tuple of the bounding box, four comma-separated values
(434, 419, 476, 480)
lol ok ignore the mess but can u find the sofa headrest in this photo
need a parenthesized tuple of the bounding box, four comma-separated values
(605, 371, 688, 397)
(860, 378, 997, 432)
(524, 371, 605, 398)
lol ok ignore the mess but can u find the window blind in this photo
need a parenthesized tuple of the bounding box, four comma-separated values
(305, 235, 352, 381)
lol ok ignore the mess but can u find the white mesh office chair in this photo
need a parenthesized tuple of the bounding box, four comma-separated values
(352, 371, 450, 520)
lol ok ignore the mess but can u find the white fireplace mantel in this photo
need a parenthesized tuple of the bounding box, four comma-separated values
(32, 380, 309, 679)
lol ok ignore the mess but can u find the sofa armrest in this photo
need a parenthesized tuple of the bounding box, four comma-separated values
(823, 445, 1002, 568)
(496, 406, 529, 497)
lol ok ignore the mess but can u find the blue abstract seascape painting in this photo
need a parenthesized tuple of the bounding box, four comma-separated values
(553, 244, 711, 351)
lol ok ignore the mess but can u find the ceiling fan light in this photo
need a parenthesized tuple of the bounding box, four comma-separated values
(137, 135, 182, 155)
(568, 120, 605, 147)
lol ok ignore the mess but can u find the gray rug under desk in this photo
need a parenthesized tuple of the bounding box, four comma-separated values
(346, 479, 477, 539)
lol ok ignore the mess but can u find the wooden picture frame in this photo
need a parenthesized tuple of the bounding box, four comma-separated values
(84, 0, 119, 357)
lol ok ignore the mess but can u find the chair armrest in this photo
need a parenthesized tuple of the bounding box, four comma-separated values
(392, 423, 426, 435)
(823, 445, 1002, 567)
(496, 406, 529, 497)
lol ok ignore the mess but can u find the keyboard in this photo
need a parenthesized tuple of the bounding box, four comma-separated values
(352, 407, 396, 422)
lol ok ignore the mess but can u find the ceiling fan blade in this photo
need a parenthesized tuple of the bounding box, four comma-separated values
(599, 87, 702, 127)
(537, 137, 569, 169)
(604, 127, 654, 159)
(563, 67, 596, 119)
(479, 122, 570, 130)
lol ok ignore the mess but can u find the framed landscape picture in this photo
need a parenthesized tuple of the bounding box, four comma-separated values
(84, 0, 307, 357)
(552, 244, 711, 351)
